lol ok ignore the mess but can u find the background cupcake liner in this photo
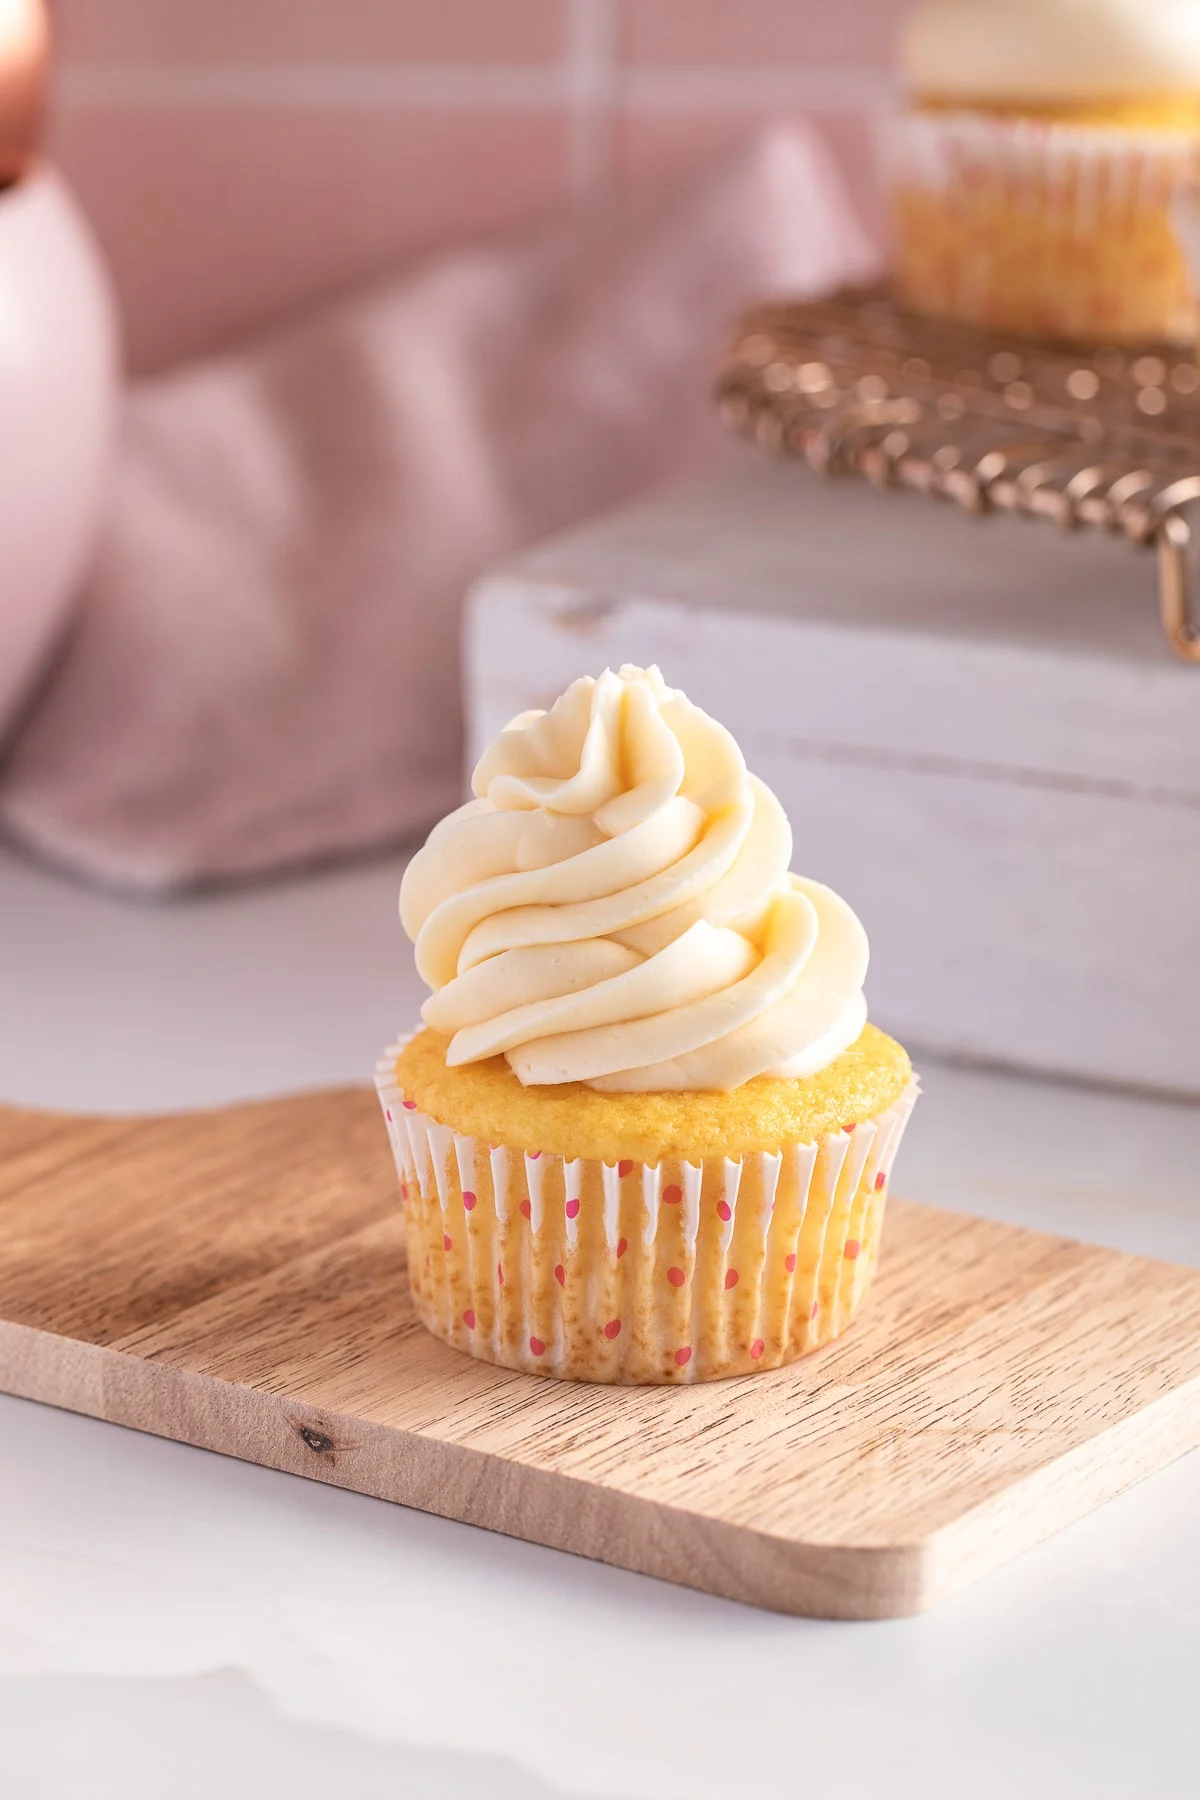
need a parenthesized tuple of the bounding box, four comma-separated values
(376, 1042, 919, 1385)
(888, 108, 1198, 343)
(1172, 175, 1200, 303)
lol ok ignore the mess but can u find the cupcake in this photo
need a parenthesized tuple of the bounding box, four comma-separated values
(891, 0, 1200, 343)
(377, 666, 917, 1384)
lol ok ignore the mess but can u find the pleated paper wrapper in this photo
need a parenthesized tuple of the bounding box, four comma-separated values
(889, 108, 1197, 344)
(376, 1041, 918, 1385)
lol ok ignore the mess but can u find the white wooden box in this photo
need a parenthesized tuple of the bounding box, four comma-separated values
(465, 458, 1200, 1097)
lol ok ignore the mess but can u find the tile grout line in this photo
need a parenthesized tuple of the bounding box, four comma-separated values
(56, 62, 894, 113)
(621, 66, 896, 109)
(57, 65, 570, 108)
(566, 0, 617, 198)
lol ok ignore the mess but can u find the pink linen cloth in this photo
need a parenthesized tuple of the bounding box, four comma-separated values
(0, 125, 876, 892)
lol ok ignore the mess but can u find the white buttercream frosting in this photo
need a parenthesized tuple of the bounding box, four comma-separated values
(901, 0, 1200, 103)
(400, 666, 869, 1093)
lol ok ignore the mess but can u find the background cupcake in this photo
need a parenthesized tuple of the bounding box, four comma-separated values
(378, 666, 917, 1385)
(891, 0, 1200, 343)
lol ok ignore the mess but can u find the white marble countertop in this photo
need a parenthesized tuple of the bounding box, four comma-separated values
(3, 841, 1200, 1799)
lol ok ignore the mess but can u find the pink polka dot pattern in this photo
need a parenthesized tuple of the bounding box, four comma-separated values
(385, 1108, 393, 1122)
(402, 1099, 417, 1111)
(375, 1053, 917, 1383)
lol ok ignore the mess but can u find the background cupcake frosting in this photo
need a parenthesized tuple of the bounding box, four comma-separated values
(902, 0, 1200, 107)
(400, 665, 869, 1093)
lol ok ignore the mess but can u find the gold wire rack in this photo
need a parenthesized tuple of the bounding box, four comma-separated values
(716, 287, 1200, 662)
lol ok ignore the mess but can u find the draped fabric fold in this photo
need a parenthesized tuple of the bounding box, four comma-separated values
(0, 125, 876, 892)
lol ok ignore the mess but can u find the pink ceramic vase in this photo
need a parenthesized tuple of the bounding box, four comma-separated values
(0, 0, 119, 740)
(0, 165, 119, 738)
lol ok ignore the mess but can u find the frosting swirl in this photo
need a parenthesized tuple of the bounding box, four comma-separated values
(400, 666, 868, 1093)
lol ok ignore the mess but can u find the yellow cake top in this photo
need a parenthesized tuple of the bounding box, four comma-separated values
(902, 0, 1200, 110)
(394, 1023, 912, 1164)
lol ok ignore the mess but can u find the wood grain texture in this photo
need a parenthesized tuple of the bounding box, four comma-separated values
(3, 1089, 1200, 1619)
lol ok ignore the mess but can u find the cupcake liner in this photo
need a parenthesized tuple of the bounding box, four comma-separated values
(375, 1043, 919, 1385)
(1171, 172, 1200, 318)
(888, 108, 1198, 343)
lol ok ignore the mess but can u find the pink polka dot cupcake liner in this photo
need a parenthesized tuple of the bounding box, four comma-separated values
(376, 1046, 918, 1385)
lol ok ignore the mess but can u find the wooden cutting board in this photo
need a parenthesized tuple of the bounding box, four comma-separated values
(3, 1087, 1200, 1621)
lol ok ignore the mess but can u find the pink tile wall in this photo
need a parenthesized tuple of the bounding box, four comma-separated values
(54, 0, 569, 65)
(616, 107, 887, 244)
(617, 0, 909, 67)
(47, 0, 900, 373)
